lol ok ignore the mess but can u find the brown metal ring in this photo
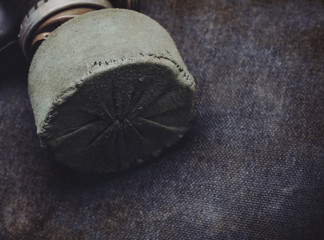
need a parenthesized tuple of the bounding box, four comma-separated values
(20, 0, 141, 60)
(19, 0, 112, 60)
(30, 7, 95, 54)
(31, 32, 50, 53)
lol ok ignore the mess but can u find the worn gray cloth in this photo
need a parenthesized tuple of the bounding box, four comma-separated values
(0, 0, 324, 239)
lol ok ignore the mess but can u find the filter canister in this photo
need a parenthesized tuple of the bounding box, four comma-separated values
(29, 9, 196, 172)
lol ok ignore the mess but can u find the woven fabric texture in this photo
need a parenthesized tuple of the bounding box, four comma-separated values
(0, 0, 323, 239)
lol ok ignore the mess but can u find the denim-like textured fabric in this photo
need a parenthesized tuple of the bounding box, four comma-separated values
(0, 0, 323, 239)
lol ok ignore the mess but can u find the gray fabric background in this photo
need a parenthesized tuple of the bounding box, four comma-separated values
(0, 0, 324, 239)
